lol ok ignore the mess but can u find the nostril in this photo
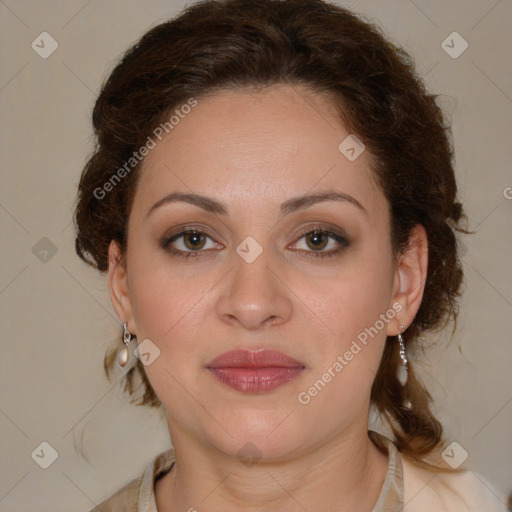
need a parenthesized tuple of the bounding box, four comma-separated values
(264, 315, 278, 326)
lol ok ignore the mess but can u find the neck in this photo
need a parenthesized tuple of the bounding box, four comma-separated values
(156, 423, 389, 512)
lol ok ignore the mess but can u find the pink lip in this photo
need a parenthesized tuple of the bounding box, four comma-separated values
(206, 350, 305, 392)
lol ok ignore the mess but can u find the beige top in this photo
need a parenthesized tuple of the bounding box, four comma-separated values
(89, 431, 507, 512)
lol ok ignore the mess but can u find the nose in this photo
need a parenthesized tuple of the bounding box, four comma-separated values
(216, 248, 293, 331)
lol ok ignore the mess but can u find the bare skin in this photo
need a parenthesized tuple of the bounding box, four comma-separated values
(109, 83, 428, 511)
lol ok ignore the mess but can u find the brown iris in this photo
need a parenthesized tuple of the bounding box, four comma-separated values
(305, 230, 328, 251)
(183, 231, 207, 250)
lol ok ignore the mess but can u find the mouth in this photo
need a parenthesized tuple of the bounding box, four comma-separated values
(205, 349, 306, 393)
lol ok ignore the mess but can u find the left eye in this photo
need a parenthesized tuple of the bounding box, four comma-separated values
(290, 229, 349, 256)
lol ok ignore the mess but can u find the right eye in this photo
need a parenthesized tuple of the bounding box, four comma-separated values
(161, 228, 222, 259)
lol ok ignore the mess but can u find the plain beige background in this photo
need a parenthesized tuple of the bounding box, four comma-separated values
(0, 0, 511, 510)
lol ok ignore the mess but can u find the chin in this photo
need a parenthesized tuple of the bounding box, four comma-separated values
(206, 413, 308, 461)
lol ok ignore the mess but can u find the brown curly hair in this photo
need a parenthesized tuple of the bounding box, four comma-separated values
(74, 0, 472, 468)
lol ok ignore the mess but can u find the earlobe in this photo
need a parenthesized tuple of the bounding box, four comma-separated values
(108, 240, 135, 333)
(388, 224, 428, 335)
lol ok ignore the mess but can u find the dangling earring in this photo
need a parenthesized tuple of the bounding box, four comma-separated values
(396, 324, 413, 410)
(118, 322, 133, 368)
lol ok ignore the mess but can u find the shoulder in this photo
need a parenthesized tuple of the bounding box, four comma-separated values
(87, 448, 176, 512)
(88, 476, 141, 512)
(401, 454, 508, 512)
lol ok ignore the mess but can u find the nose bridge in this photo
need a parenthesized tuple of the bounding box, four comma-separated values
(216, 240, 293, 329)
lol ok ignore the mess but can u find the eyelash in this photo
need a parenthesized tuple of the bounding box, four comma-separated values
(161, 226, 349, 260)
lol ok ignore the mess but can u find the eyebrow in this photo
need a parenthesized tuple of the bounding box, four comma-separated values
(146, 190, 367, 218)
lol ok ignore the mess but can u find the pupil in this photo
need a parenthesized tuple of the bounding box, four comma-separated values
(185, 232, 204, 249)
(309, 232, 327, 250)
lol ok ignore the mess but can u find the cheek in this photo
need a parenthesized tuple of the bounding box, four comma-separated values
(130, 269, 206, 341)
(127, 264, 208, 405)
(126, 239, 200, 333)
(297, 278, 392, 424)
(306, 245, 394, 385)
(126, 251, 218, 388)
(319, 250, 394, 335)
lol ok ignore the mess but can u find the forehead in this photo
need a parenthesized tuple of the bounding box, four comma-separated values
(133, 84, 385, 219)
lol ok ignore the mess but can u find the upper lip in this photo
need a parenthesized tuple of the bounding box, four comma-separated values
(206, 349, 305, 368)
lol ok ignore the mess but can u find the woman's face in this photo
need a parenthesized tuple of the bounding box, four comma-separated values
(110, 84, 414, 460)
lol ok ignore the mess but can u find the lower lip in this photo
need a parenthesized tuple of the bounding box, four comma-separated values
(207, 367, 305, 392)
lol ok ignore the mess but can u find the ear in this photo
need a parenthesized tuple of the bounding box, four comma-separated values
(108, 240, 136, 335)
(387, 224, 428, 336)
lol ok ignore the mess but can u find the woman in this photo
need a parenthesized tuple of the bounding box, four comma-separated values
(74, 0, 508, 510)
